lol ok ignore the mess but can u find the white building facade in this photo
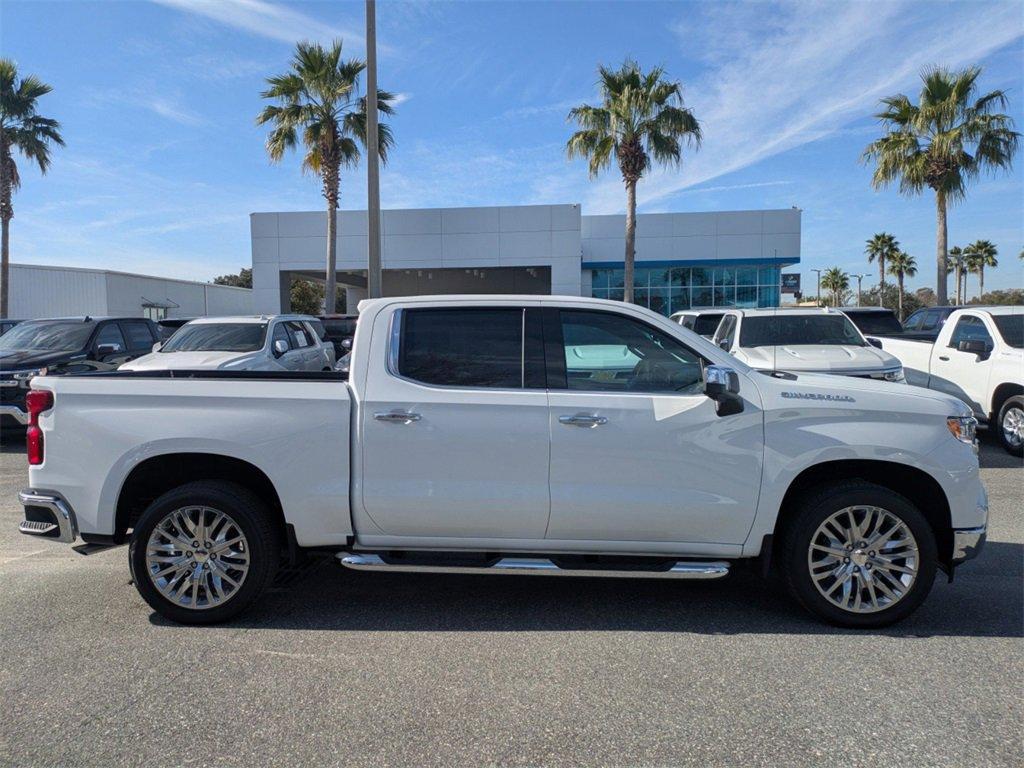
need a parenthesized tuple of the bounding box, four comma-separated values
(250, 204, 800, 315)
(7, 263, 252, 320)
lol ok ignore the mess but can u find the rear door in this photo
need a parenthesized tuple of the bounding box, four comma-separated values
(357, 304, 551, 540)
(545, 306, 763, 545)
(119, 320, 156, 361)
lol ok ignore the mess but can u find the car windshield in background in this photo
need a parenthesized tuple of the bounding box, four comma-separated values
(324, 318, 357, 337)
(693, 314, 724, 336)
(0, 321, 94, 353)
(161, 323, 267, 352)
(993, 316, 1023, 348)
(843, 310, 903, 336)
(740, 315, 866, 347)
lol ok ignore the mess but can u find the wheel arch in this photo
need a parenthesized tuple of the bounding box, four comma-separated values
(773, 459, 953, 567)
(115, 453, 287, 545)
(990, 382, 1023, 422)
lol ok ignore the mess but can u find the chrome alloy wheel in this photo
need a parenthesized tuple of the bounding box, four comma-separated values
(145, 506, 250, 610)
(807, 506, 919, 614)
(1002, 406, 1024, 449)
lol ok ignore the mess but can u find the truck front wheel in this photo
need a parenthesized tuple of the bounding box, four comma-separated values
(781, 481, 937, 628)
(128, 481, 280, 624)
(997, 395, 1024, 456)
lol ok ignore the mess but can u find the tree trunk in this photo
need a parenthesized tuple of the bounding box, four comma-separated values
(623, 179, 637, 305)
(878, 257, 885, 307)
(0, 141, 10, 320)
(322, 155, 340, 315)
(953, 264, 961, 305)
(935, 191, 948, 305)
(897, 273, 905, 321)
(978, 266, 984, 301)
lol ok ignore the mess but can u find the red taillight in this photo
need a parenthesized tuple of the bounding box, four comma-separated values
(26, 389, 53, 466)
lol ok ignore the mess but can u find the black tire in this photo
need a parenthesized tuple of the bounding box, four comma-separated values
(780, 480, 937, 628)
(996, 395, 1024, 457)
(129, 481, 281, 625)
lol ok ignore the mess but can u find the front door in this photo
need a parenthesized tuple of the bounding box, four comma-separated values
(545, 307, 764, 545)
(358, 305, 551, 540)
(931, 314, 993, 414)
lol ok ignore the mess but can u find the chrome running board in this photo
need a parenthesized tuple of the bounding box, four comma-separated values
(338, 553, 729, 580)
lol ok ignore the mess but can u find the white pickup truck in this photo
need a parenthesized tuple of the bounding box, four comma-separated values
(18, 295, 987, 628)
(871, 307, 1023, 456)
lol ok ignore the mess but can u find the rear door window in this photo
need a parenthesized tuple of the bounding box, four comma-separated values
(286, 321, 311, 348)
(397, 308, 525, 389)
(120, 321, 155, 350)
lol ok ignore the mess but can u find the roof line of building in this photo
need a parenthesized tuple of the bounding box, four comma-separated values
(11, 262, 252, 292)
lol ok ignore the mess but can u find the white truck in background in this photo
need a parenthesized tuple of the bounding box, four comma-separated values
(871, 307, 1024, 456)
(18, 295, 987, 628)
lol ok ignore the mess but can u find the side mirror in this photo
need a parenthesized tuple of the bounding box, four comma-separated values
(273, 339, 289, 357)
(704, 365, 743, 417)
(151, 342, 162, 353)
(958, 339, 990, 359)
(718, 339, 731, 351)
(868, 337, 883, 349)
(96, 343, 121, 357)
(340, 337, 353, 350)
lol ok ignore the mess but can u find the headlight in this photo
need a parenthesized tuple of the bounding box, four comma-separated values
(947, 415, 977, 445)
(883, 367, 905, 382)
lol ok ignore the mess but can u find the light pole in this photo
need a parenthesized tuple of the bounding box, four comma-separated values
(811, 269, 822, 307)
(851, 273, 866, 307)
(365, 0, 382, 299)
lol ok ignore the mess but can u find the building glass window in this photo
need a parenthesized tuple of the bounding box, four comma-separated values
(589, 262, 787, 316)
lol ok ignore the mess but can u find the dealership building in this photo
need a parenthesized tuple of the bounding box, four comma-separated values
(5, 263, 252, 320)
(250, 204, 801, 315)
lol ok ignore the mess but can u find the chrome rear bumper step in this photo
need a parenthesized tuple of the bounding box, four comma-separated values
(338, 553, 729, 580)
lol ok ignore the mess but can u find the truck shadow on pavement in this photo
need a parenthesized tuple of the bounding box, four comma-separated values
(150, 539, 1023, 639)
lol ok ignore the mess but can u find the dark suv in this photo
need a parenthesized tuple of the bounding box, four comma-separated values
(900, 306, 959, 341)
(317, 314, 359, 357)
(0, 316, 158, 427)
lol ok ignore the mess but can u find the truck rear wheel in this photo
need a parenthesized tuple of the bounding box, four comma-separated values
(780, 481, 937, 628)
(128, 481, 280, 625)
(997, 396, 1024, 456)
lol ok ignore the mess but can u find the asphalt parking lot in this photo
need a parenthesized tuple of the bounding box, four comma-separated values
(0, 432, 1020, 768)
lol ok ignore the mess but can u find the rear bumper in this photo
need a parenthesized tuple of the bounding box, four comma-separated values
(18, 490, 78, 543)
(0, 404, 28, 425)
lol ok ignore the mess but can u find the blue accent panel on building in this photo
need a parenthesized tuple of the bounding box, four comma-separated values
(581, 256, 799, 269)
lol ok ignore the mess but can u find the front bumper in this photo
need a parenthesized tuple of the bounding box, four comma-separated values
(18, 490, 78, 543)
(0, 404, 28, 425)
(951, 526, 986, 565)
(951, 485, 988, 566)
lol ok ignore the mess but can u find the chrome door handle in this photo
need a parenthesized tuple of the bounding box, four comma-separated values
(374, 411, 421, 424)
(558, 413, 608, 428)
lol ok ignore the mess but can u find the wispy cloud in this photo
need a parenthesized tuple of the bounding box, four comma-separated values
(83, 88, 206, 126)
(577, 0, 1024, 213)
(390, 92, 413, 107)
(152, 0, 362, 47)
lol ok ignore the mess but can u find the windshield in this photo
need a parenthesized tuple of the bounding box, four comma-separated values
(161, 323, 267, 352)
(693, 314, 724, 336)
(843, 310, 903, 336)
(740, 315, 867, 347)
(993, 315, 1023, 348)
(0, 321, 94, 353)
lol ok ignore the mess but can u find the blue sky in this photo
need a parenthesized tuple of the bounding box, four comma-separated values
(4, 0, 1023, 293)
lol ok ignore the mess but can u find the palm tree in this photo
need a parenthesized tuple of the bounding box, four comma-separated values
(887, 250, 918, 321)
(0, 59, 63, 318)
(963, 239, 998, 300)
(865, 232, 899, 306)
(948, 245, 965, 304)
(821, 267, 850, 308)
(257, 41, 394, 312)
(566, 60, 701, 303)
(863, 66, 1019, 305)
